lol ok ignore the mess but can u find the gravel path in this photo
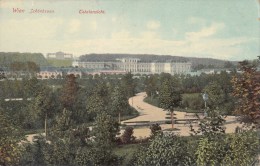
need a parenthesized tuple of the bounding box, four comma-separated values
(121, 92, 242, 138)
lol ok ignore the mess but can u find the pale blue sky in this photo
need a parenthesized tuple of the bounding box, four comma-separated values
(0, 0, 259, 60)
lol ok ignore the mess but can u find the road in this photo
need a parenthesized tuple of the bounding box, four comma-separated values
(121, 92, 242, 138)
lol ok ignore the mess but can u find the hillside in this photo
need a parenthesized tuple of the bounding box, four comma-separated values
(47, 59, 73, 67)
(79, 54, 236, 68)
(0, 52, 49, 67)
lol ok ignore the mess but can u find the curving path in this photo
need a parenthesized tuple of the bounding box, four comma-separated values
(121, 92, 242, 138)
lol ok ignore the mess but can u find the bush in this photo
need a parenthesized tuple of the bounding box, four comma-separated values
(132, 134, 195, 166)
(196, 131, 259, 166)
(150, 123, 162, 136)
(121, 127, 135, 144)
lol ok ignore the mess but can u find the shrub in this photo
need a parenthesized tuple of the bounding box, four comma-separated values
(150, 123, 162, 136)
(121, 127, 135, 144)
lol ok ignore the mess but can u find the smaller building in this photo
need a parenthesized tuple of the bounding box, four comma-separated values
(37, 70, 62, 79)
(46, 51, 73, 60)
(67, 68, 82, 78)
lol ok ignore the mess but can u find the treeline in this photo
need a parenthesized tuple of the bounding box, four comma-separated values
(0, 52, 49, 68)
(9, 61, 40, 72)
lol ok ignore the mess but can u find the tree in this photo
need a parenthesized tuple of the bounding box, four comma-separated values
(196, 131, 258, 166)
(224, 61, 234, 68)
(26, 86, 57, 139)
(87, 91, 106, 116)
(60, 74, 79, 110)
(121, 72, 135, 98)
(133, 134, 194, 166)
(0, 111, 24, 165)
(190, 109, 226, 138)
(87, 112, 120, 165)
(93, 112, 119, 147)
(231, 59, 260, 124)
(22, 76, 41, 98)
(203, 81, 225, 108)
(159, 79, 181, 128)
(111, 86, 129, 123)
(144, 75, 158, 98)
(51, 108, 74, 138)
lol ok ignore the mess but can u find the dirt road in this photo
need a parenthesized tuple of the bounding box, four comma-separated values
(121, 92, 242, 138)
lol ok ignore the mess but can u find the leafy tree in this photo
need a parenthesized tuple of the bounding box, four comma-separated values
(79, 112, 120, 165)
(190, 109, 226, 138)
(203, 81, 225, 108)
(25, 86, 57, 138)
(231, 59, 260, 124)
(51, 108, 74, 138)
(196, 131, 258, 166)
(0, 111, 24, 165)
(222, 131, 259, 165)
(87, 91, 106, 116)
(159, 79, 181, 128)
(144, 75, 158, 98)
(133, 134, 194, 166)
(42, 139, 72, 166)
(22, 77, 41, 98)
(93, 112, 119, 147)
(111, 86, 129, 123)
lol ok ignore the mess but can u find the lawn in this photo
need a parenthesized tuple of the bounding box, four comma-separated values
(144, 93, 204, 113)
(47, 59, 73, 67)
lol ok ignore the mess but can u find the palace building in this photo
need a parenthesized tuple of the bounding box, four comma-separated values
(72, 58, 191, 75)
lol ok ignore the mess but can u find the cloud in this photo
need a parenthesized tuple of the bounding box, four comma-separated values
(111, 30, 130, 39)
(0, 16, 255, 61)
(0, 17, 63, 39)
(140, 31, 158, 39)
(112, 17, 117, 22)
(68, 19, 81, 34)
(186, 22, 225, 40)
(0, 17, 64, 53)
(146, 20, 160, 30)
(90, 20, 97, 31)
(60, 28, 255, 61)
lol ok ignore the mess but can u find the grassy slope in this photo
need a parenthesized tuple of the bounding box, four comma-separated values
(47, 59, 73, 67)
(0, 52, 49, 67)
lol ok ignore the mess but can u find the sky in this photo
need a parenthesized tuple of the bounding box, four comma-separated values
(0, 0, 259, 61)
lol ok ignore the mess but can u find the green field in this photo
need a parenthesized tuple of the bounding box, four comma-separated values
(47, 59, 73, 67)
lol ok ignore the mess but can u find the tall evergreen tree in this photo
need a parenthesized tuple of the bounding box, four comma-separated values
(60, 74, 79, 111)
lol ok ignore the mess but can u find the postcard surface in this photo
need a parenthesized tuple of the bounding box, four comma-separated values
(0, 1, 260, 166)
